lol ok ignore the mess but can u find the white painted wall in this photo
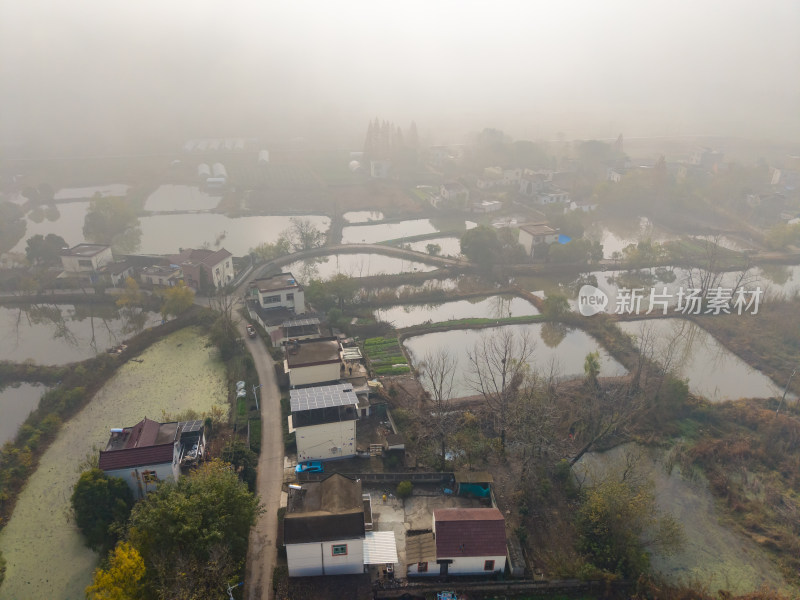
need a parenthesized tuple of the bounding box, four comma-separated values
(61, 247, 113, 272)
(295, 418, 357, 462)
(211, 257, 234, 288)
(288, 361, 341, 387)
(286, 539, 364, 577)
(518, 229, 534, 256)
(441, 555, 507, 576)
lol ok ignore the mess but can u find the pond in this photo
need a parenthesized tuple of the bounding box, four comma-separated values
(285, 253, 438, 282)
(138, 213, 330, 255)
(341, 218, 476, 244)
(0, 304, 162, 365)
(53, 184, 130, 201)
(576, 444, 790, 595)
(0, 383, 47, 446)
(143, 184, 221, 212)
(403, 323, 626, 398)
(0, 327, 228, 600)
(584, 217, 672, 258)
(405, 236, 462, 257)
(617, 319, 786, 401)
(343, 210, 384, 223)
(375, 295, 539, 329)
(11, 201, 90, 252)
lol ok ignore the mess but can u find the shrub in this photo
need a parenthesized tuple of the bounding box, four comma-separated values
(396, 480, 413, 499)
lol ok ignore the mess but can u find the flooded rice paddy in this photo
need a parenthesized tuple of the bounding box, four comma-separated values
(53, 185, 130, 201)
(0, 304, 161, 365)
(341, 218, 476, 244)
(286, 253, 437, 282)
(342, 210, 384, 223)
(0, 383, 47, 446)
(405, 236, 462, 257)
(404, 323, 626, 398)
(577, 444, 791, 595)
(375, 295, 539, 329)
(138, 213, 329, 255)
(11, 202, 90, 253)
(617, 319, 786, 401)
(0, 327, 228, 600)
(142, 184, 221, 212)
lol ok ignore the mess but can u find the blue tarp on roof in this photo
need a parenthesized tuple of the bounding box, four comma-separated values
(558, 234, 572, 244)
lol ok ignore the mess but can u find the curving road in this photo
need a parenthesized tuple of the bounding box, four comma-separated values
(242, 322, 284, 600)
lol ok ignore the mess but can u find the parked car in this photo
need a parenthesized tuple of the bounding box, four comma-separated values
(295, 460, 324, 474)
(246, 324, 257, 338)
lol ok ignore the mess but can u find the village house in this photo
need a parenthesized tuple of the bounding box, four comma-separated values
(140, 263, 183, 287)
(284, 337, 343, 388)
(168, 247, 234, 290)
(407, 508, 507, 577)
(472, 200, 503, 213)
(518, 223, 559, 258)
(518, 169, 552, 197)
(284, 474, 368, 577)
(536, 189, 570, 205)
(97, 260, 135, 287)
(60, 244, 113, 274)
(433, 182, 470, 210)
(247, 272, 321, 344)
(289, 383, 359, 462)
(98, 417, 205, 500)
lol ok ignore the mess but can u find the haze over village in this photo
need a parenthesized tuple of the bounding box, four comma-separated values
(0, 2, 799, 600)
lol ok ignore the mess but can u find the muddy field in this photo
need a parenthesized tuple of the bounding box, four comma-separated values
(0, 327, 227, 600)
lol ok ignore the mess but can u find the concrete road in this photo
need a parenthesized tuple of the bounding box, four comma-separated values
(243, 324, 284, 600)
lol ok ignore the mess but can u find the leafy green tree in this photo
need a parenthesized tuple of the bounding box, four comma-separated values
(584, 351, 600, 388)
(285, 217, 325, 251)
(85, 541, 145, 600)
(83, 196, 141, 252)
(576, 475, 682, 578)
(249, 236, 291, 262)
(71, 468, 135, 552)
(460, 225, 503, 268)
(542, 294, 569, 319)
(425, 243, 441, 256)
(221, 439, 258, 492)
(159, 282, 195, 320)
(128, 460, 262, 597)
(25, 233, 68, 266)
(396, 480, 413, 500)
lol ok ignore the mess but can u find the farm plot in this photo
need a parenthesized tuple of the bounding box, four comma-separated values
(363, 336, 411, 376)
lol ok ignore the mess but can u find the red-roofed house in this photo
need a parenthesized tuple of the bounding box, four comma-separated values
(169, 247, 234, 291)
(418, 508, 507, 576)
(98, 417, 206, 499)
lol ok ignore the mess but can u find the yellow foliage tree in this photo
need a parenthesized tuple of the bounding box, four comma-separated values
(160, 282, 195, 320)
(85, 541, 145, 600)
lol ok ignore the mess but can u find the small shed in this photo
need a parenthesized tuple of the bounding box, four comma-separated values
(454, 471, 493, 499)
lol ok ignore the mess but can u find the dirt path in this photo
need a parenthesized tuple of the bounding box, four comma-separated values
(243, 325, 284, 600)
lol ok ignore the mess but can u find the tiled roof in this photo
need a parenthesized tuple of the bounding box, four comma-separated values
(99, 443, 174, 471)
(434, 508, 506, 557)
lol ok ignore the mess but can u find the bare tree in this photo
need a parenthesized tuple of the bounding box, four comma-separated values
(419, 349, 458, 470)
(285, 217, 326, 252)
(466, 328, 535, 451)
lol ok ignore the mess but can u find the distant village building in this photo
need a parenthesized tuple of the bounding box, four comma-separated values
(289, 383, 359, 462)
(606, 167, 623, 183)
(258, 150, 270, 164)
(98, 418, 206, 500)
(60, 244, 113, 273)
(518, 223, 559, 258)
(370, 160, 391, 179)
(140, 263, 183, 287)
(247, 273, 320, 344)
(197, 163, 211, 178)
(168, 248, 233, 290)
(536, 189, 570, 205)
(472, 200, 503, 213)
(433, 182, 470, 210)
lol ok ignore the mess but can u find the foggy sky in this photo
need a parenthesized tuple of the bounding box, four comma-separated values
(1, 0, 799, 153)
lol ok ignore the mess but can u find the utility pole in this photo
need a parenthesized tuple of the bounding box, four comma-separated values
(776, 367, 798, 415)
(253, 384, 263, 411)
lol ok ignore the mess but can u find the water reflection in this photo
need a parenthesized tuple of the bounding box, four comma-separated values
(286, 253, 437, 282)
(404, 323, 626, 398)
(617, 319, 785, 401)
(375, 295, 538, 329)
(0, 383, 47, 445)
(0, 304, 161, 364)
(343, 211, 384, 223)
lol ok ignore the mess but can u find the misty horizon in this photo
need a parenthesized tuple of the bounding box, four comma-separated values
(2, 0, 799, 154)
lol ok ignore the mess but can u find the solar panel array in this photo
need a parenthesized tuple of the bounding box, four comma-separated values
(282, 317, 321, 328)
(290, 384, 357, 412)
(179, 420, 204, 434)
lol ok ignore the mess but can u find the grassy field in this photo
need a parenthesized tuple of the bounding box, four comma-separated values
(362, 336, 411, 376)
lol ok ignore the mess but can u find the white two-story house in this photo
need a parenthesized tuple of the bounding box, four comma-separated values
(289, 383, 358, 462)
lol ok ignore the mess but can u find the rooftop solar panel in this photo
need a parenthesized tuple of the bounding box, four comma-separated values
(282, 317, 321, 328)
(290, 383, 358, 412)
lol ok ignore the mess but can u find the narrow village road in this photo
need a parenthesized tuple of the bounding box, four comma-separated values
(243, 322, 284, 600)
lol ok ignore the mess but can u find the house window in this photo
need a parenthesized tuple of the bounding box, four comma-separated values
(286, 293, 294, 301)
(264, 295, 280, 304)
(78, 259, 93, 268)
(417, 562, 428, 572)
(141, 470, 158, 483)
(331, 544, 348, 556)
(484, 560, 495, 571)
